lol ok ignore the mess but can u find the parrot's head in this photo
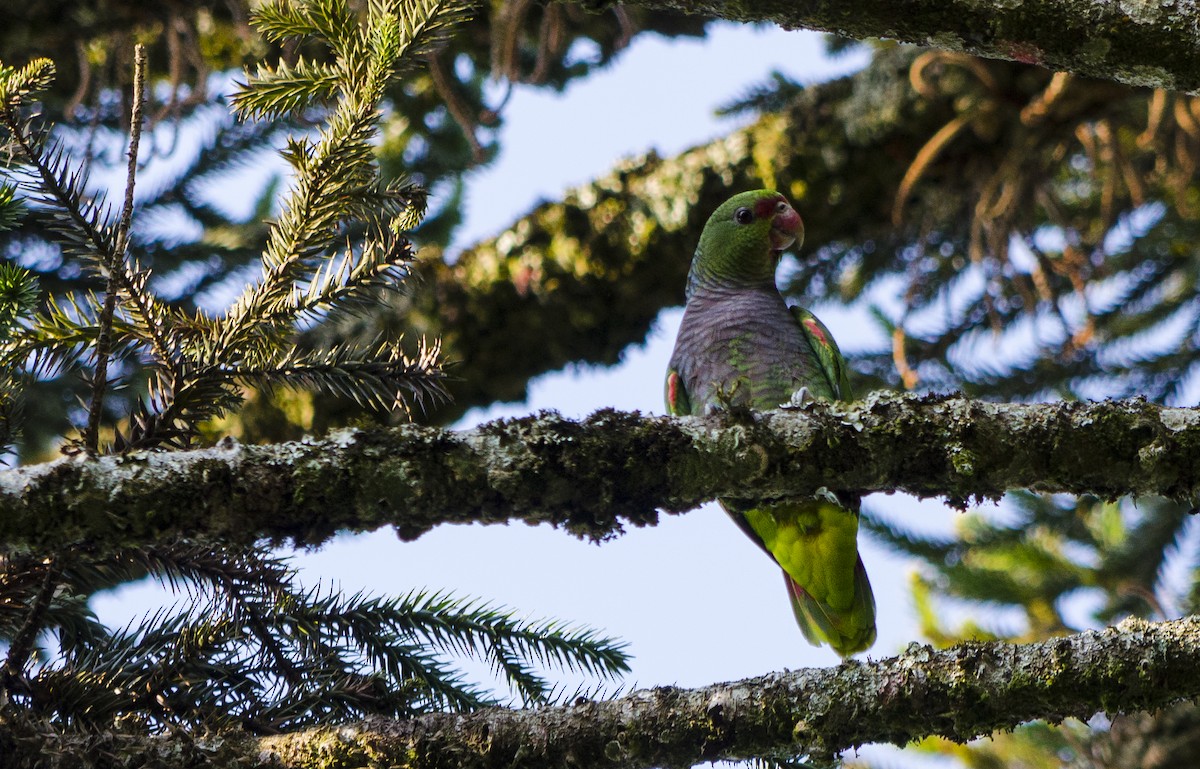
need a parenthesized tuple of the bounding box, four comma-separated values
(689, 190, 804, 291)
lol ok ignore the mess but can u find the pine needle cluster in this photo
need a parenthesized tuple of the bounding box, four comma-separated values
(0, 542, 628, 733)
(0, 185, 37, 451)
(0, 0, 460, 456)
(864, 492, 1200, 766)
(0, 0, 631, 743)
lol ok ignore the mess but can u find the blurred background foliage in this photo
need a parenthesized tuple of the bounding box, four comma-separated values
(4, 1, 1200, 765)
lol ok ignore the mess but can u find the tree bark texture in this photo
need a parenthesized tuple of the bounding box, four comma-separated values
(5, 614, 1200, 768)
(609, 0, 1200, 93)
(3, 394, 1199, 551)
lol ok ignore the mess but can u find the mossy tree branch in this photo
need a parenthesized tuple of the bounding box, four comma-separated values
(4, 614, 1200, 768)
(604, 0, 1200, 93)
(3, 394, 1198, 551)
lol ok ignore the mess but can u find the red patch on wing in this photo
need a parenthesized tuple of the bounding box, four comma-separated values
(786, 573, 810, 601)
(804, 318, 828, 346)
(667, 371, 681, 411)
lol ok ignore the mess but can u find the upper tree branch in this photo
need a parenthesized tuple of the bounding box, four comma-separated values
(2, 394, 1198, 551)
(607, 0, 1200, 93)
(387, 49, 1136, 425)
(4, 614, 1200, 768)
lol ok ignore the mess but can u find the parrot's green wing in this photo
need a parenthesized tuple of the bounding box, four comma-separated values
(784, 544, 876, 656)
(665, 367, 693, 416)
(790, 306, 853, 400)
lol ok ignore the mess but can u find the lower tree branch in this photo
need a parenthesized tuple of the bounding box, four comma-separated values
(2, 394, 1199, 551)
(263, 614, 1200, 766)
(4, 614, 1200, 768)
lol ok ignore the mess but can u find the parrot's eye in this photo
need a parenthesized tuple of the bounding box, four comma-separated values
(734, 207, 753, 225)
(775, 201, 789, 214)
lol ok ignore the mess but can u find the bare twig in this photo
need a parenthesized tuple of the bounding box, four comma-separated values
(84, 44, 146, 454)
(1, 555, 60, 695)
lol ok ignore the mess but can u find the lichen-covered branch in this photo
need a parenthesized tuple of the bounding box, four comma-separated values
(607, 0, 1200, 93)
(4, 614, 1200, 768)
(260, 615, 1200, 766)
(3, 394, 1199, 551)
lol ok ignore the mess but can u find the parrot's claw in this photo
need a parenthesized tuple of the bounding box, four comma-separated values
(707, 379, 756, 422)
(813, 485, 844, 507)
(784, 386, 813, 409)
(710, 379, 745, 411)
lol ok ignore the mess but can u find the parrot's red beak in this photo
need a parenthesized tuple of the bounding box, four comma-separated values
(758, 196, 804, 252)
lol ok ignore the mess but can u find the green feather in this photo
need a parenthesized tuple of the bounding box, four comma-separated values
(791, 305, 852, 399)
(687, 190, 804, 295)
(664, 368, 691, 416)
(739, 499, 876, 656)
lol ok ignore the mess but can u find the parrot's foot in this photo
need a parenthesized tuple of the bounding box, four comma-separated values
(784, 386, 813, 409)
(707, 379, 753, 418)
(813, 485, 845, 507)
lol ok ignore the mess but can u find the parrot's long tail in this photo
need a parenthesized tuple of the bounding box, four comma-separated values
(723, 497, 877, 656)
(784, 554, 876, 657)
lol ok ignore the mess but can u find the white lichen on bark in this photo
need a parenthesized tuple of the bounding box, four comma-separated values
(6, 614, 1199, 768)
(2, 395, 1199, 551)
(605, 0, 1200, 92)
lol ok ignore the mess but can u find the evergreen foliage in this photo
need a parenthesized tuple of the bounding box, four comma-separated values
(0, 187, 37, 453)
(0, 0, 629, 750)
(863, 492, 1200, 766)
(1, 542, 627, 733)
(0, 0, 709, 454)
(0, 0, 454, 455)
(743, 48, 1200, 767)
(607, 41, 1200, 767)
(769, 50, 1200, 768)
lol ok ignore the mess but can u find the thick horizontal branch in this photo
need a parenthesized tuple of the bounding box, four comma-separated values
(263, 614, 1200, 766)
(5, 614, 1200, 768)
(612, 0, 1200, 93)
(2, 394, 1199, 550)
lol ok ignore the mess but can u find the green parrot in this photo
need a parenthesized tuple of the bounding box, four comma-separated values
(665, 189, 876, 657)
